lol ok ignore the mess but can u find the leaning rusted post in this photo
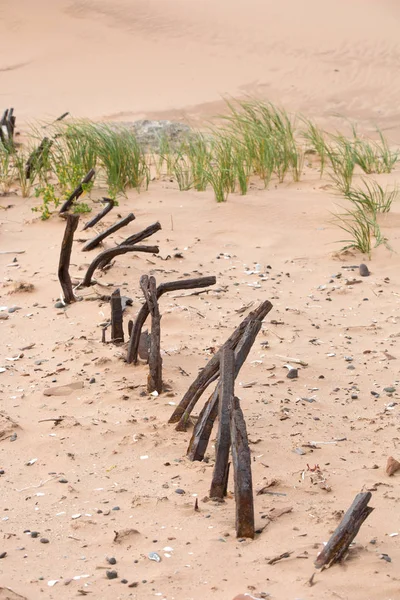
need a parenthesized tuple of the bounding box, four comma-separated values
(58, 214, 79, 304)
(315, 492, 374, 569)
(209, 346, 234, 499)
(230, 396, 255, 539)
(169, 300, 273, 424)
(82, 213, 136, 251)
(110, 288, 124, 343)
(186, 319, 262, 458)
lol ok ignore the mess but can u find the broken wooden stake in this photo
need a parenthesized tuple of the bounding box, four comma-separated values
(209, 345, 234, 499)
(82, 213, 136, 251)
(110, 288, 124, 343)
(186, 319, 262, 459)
(140, 275, 162, 394)
(127, 276, 217, 364)
(169, 300, 273, 424)
(81, 244, 159, 287)
(83, 198, 115, 230)
(59, 168, 96, 214)
(230, 396, 255, 539)
(314, 492, 374, 569)
(58, 214, 79, 304)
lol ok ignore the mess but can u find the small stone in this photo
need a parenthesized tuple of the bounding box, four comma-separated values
(8, 306, 21, 313)
(294, 447, 306, 455)
(380, 553, 391, 563)
(0, 314, 9, 320)
(107, 557, 117, 565)
(0, 470, 4, 475)
(59, 478, 68, 484)
(9, 433, 17, 442)
(386, 456, 400, 476)
(347, 365, 355, 370)
(286, 368, 298, 379)
(30, 531, 39, 538)
(351, 394, 358, 400)
(121, 579, 128, 584)
(148, 552, 161, 562)
(40, 538, 49, 544)
(89, 377, 96, 384)
(112, 506, 120, 511)
(359, 263, 370, 277)
(128, 582, 139, 588)
(384, 387, 396, 394)
(344, 356, 353, 362)
(175, 488, 185, 495)
(54, 301, 65, 309)
(106, 570, 118, 580)
(371, 391, 380, 398)
(0, 552, 7, 559)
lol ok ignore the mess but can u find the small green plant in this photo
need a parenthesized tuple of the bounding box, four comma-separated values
(73, 202, 92, 214)
(33, 183, 60, 220)
(334, 205, 390, 256)
(352, 129, 399, 174)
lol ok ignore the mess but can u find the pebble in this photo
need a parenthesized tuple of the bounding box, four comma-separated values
(175, 488, 185, 495)
(54, 301, 65, 309)
(112, 506, 120, 511)
(287, 368, 298, 379)
(0, 470, 5, 475)
(8, 306, 21, 313)
(106, 570, 118, 579)
(10, 433, 17, 442)
(380, 553, 391, 563)
(294, 447, 306, 455)
(0, 552, 7, 559)
(384, 387, 396, 394)
(148, 552, 161, 562)
(359, 263, 370, 277)
(121, 579, 128, 584)
(351, 394, 358, 400)
(59, 478, 68, 484)
(40, 538, 50, 544)
(371, 391, 380, 398)
(89, 377, 96, 384)
(107, 557, 117, 565)
(30, 532, 39, 538)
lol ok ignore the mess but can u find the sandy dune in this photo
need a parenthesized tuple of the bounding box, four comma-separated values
(1, 1, 400, 600)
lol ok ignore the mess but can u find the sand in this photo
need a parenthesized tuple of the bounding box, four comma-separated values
(1, 1, 400, 599)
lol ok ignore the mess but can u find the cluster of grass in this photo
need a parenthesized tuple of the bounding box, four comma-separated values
(1, 99, 398, 254)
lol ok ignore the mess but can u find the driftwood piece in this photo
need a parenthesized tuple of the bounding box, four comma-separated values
(25, 137, 52, 179)
(140, 276, 163, 393)
(59, 168, 96, 213)
(81, 244, 159, 287)
(209, 346, 234, 499)
(82, 213, 136, 251)
(314, 492, 374, 569)
(230, 396, 255, 539)
(170, 300, 272, 424)
(83, 198, 115, 230)
(127, 276, 217, 364)
(58, 214, 79, 304)
(186, 319, 262, 459)
(110, 288, 124, 343)
(0, 108, 15, 147)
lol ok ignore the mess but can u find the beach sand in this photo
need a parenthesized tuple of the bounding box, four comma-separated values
(1, 2, 400, 599)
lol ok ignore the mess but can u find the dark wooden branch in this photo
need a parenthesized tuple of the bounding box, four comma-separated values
(140, 276, 163, 393)
(59, 168, 96, 214)
(127, 276, 217, 364)
(314, 492, 374, 569)
(209, 346, 234, 499)
(58, 214, 79, 304)
(110, 288, 124, 343)
(0, 109, 15, 148)
(120, 221, 162, 246)
(170, 300, 272, 424)
(186, 319, 262, 459)
(82, 213, 136, 251)
(83, 198, 115, 230)
(98, 221, 162, 269)
(25, 137, 53, 179)
(81, 244, 159, 287)
(230, 396, 255, 539)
